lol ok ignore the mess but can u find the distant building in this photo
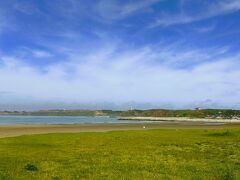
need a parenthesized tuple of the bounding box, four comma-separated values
(195, 107, 202, 110)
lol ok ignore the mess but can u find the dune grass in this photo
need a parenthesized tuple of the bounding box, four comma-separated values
(0, 129, 239, 179)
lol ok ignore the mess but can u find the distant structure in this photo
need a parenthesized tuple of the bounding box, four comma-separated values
(130, 106, 133, 111)
(195, 107, 202, 110)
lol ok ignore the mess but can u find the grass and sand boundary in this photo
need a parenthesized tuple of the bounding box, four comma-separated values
(0, 122, 240, 138)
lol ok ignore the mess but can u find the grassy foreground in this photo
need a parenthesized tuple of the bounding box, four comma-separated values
(0, 129, 239, 179)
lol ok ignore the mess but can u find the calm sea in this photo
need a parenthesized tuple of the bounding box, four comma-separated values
(0, 115, 140, 125)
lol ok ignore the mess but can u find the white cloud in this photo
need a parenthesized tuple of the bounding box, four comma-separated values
(151, 0, 240, 27)
(0, 42, 239, 107)
(96, 0, 161, 20)
(13, 47, 53, 59)
(31, 50, 52, 58)
(0, 0, 239, 110)
(193, 24, 216, 33)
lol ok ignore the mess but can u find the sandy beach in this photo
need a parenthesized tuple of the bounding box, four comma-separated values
(0, 122, 240, 138)
(118, 117, 240, 122)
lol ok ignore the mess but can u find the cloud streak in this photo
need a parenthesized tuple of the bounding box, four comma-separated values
(0, 0, 239, 109)
(0, 41, 239, 107)
(151, 0, 240, 27)
(96, 0, 161, 20)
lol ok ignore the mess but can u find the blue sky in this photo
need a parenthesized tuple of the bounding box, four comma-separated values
(0, 0, 240, 110)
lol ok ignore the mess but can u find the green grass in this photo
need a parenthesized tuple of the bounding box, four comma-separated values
(0, 129, 239, 179)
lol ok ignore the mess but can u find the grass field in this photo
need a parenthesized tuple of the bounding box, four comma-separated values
(0, 129, 239, 179)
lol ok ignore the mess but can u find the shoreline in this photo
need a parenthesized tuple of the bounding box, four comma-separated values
(118, 117, 240, 123)
(1, 122, 240, 138)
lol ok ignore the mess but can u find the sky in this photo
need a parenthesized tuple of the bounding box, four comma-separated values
(0, 0, 240, 110)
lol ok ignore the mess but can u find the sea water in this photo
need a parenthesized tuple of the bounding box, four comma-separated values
(0, 115, 139, 125)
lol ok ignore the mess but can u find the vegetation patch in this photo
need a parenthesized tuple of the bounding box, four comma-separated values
(208, 130, 235, 137)
(0, 129, 239, 179)
(24, 163, 38, 172)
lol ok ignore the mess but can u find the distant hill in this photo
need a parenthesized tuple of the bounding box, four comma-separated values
(0, 109, 240, 119)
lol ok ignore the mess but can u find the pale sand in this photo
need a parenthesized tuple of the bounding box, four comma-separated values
(0, 122, 240, 138)
(118, 117, 240, 123)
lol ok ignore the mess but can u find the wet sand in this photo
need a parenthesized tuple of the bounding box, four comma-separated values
(0, 122, 240, 138)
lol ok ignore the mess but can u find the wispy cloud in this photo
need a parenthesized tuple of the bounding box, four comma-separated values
(0, 0, 239, 109)
(0, 41, 239, 106)
(151, 0, 240, 27)
(96, 0, 161, 20)
(193, 24, 216, 33)
(31, 50, 52, 58)
(13, 47, 53, 59)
